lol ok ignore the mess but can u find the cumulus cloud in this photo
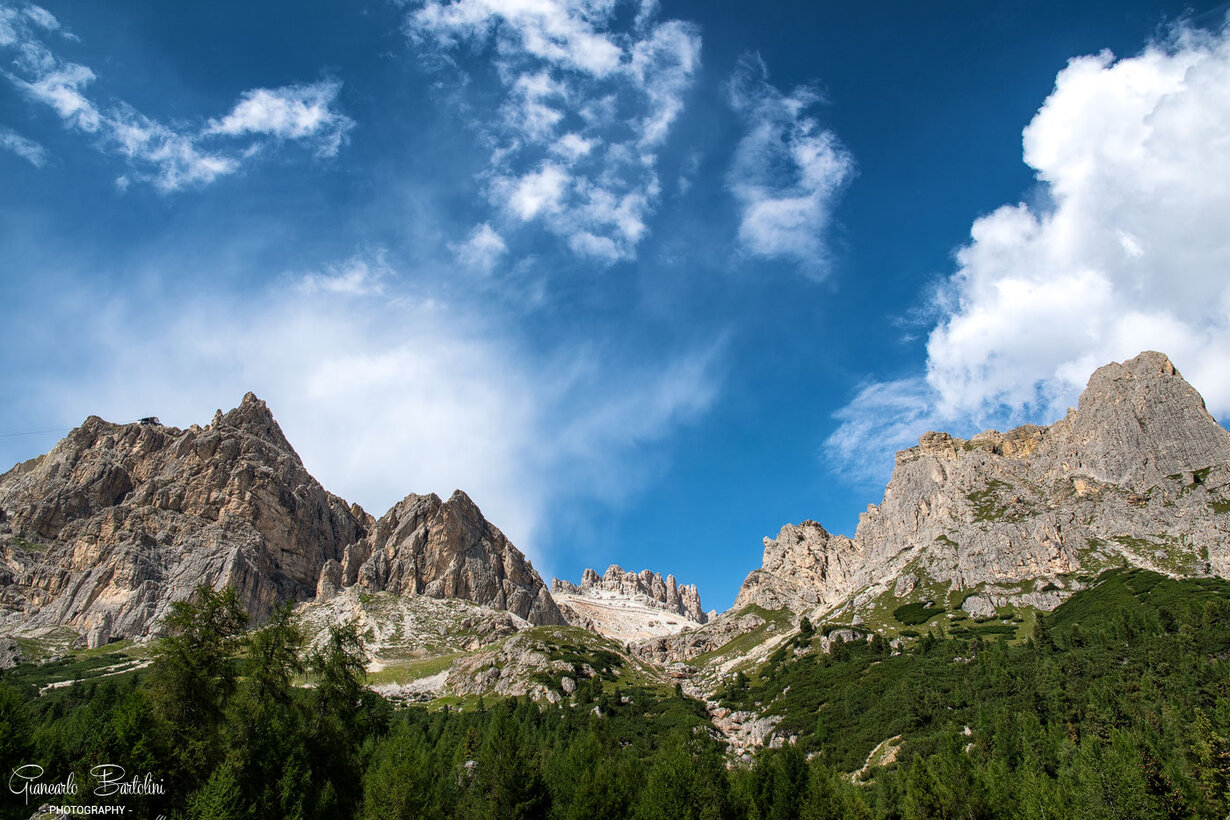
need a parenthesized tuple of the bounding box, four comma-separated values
(0, 2, 351, 190)
(0, 125, 46, 165)
(406, 0, 701, 263)
(727, 54, 854, 272)
(828, 23, 1230, 483)
(10, 260, 720, 570)
(451, 223, 508, 272)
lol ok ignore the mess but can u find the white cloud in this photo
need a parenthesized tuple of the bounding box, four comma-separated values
(503, 162, 570, 219)
(826, 377, 941, 481)
(628, 19, 700, 148)
(451, 223, 508, 272)
(503, 70, 568, 141)
(206, 80, 353, 156)
(727, 54, 854, 272)
(105, 105, 238, 191)
(0, 125, 46, 165)
(21, 5, 57, 31)
(15, 63, 100, 131)
(297, 252, 393, 295)
(14, 259, 720, 571)
(549, 131, 593, 161)
(406, 0, 701, 264)
(410, 0, 626, 77)
(828, 23, 1230, 483)
(0, 3, 351, 190)
(927, 24, 1230, 421)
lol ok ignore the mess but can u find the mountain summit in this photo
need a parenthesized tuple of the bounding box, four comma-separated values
(0, 394, 561, 645)
(735, 351, 1230, 620)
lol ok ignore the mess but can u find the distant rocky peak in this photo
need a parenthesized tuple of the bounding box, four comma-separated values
(0, 394, 370, 642)
(213, 392, 296, 455)
(553, 563, 707, 624)
(331, 487, 565, 627)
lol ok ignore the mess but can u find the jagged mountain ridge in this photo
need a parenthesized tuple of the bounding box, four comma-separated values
(735, 351, 1230, 621)
(553, 564, 706, 622)
(320, 489, 564, 626)
(550, 564, 708, 642)
(4, 348, 1226, 697)
(0, 393, 562, 645)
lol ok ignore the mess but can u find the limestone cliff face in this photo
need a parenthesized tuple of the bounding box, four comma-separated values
(0, 394, 369, 644)
(552, 564, 707, 624)
(324, 489, 564, 627)
(736, 351, 1230, 616)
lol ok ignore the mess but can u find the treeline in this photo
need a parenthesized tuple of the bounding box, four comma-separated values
(1, 569, 1229, 818)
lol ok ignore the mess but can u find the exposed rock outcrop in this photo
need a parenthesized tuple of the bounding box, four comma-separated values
(0, 636, 23, 669)
(337, 490, 564, 627)
(0, 394, 369, 641)
(736, 351, 1230, 618)
(549, 564, 706, 642)
(732, 522, 860, 613)
(552, 564, 706, 623)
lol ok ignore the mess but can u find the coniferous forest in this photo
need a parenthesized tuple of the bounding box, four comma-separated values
(2, 569, 1229, 819)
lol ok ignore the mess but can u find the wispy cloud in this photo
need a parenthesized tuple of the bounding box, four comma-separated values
(406, 0, 701, 264)
(205, 80, 353, 157)
(297, 251, 394, 296)
(0, 2, 353, 190)
(828, 23, 1230, 484)
(0, 125, 46, 165)
(727, 54, 854, 274)
(824, 376, 945, 486)
(11, 255, 721, 571)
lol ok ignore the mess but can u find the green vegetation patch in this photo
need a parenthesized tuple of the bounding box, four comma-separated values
(709, 568, 1230, 818)
(9, 536, 49, 553)
(892, 601, 946, 626)
(366, 653, 461, 686)
(966, 478, 1012, 522)
(1, 649, 144, 693)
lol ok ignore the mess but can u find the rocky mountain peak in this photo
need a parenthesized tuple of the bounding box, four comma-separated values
(734, 350, 1230, 621)
(214, 391, 295, 454)
(0, 395, 369, 644)
(1053, 350, 1230, 490)
(328, 489, 565, 627)
(553, 564, 706, 624)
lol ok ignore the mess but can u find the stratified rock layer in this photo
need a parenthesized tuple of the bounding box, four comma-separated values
(735, 351, 1230, 616)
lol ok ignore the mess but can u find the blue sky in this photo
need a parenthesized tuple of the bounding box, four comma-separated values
(3, 0, 1230, 610)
